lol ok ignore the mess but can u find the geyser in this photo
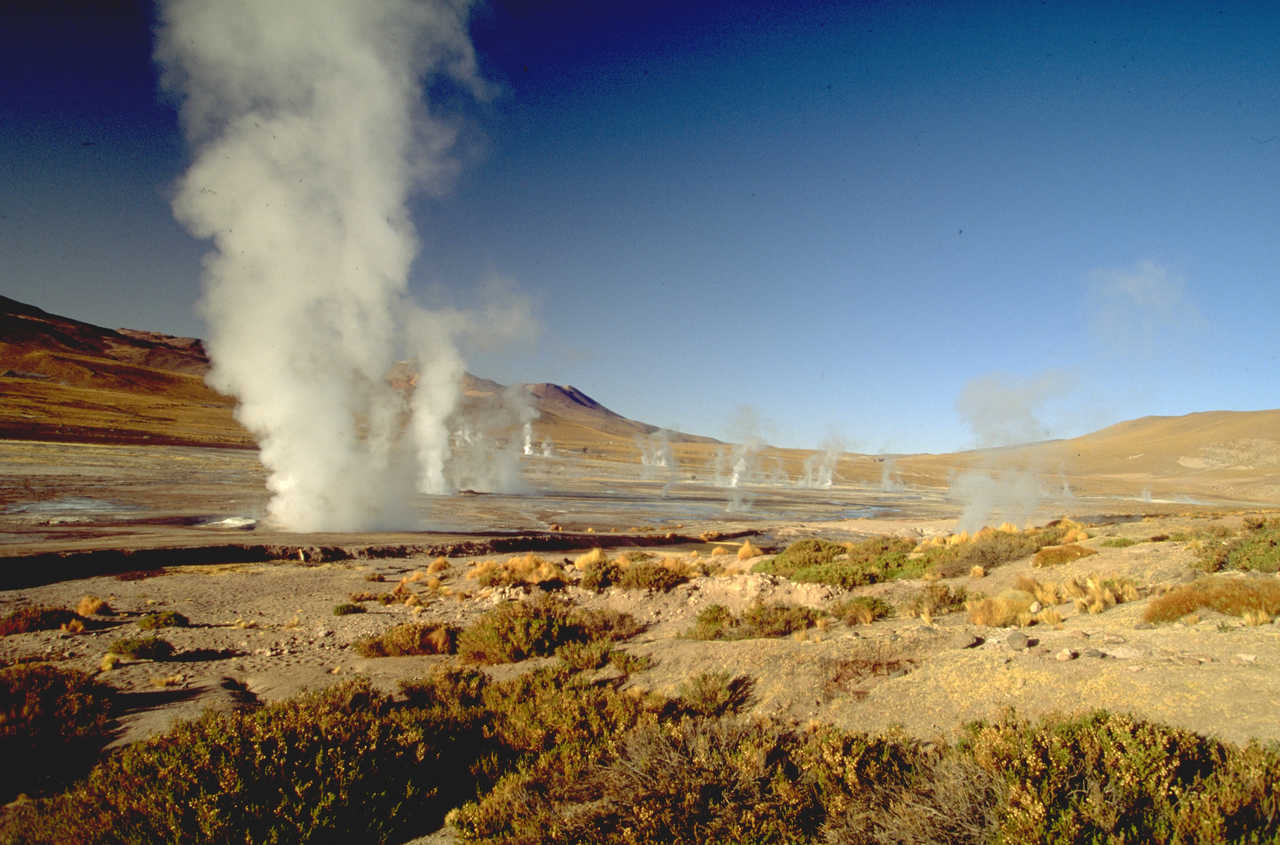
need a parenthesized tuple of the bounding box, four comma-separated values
(156, 0, 487, 531)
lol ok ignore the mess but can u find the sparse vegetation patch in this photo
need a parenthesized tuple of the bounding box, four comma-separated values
(107, 636, 174, 660)
(137, 610, 190, 630)
(1144, 575, 1280, 624)
(1199, 517, 1280, 574)
(0, 607, 81, 636)
(457, 594, 642, 664)
(355, 622, 458, 657)
(687, 601, 823, 640)
(830, 595, 893, 626)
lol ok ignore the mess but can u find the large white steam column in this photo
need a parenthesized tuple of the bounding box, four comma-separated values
(156, 0, 486, 530)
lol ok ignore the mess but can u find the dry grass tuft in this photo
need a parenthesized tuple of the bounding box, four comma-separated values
(355, 623, 458, 657)
(427, 557, 450, 574)
(76, 596, 110, 617)
(970, 565, 986, 578)
(906, 584, 968, 620)
(574, 548, 607, 570)
(737, 539, 763, 560)
(1032, 544, 1098, 568)
(710, 545, 730, 557)
(966, 591, 1034, 627)
(1144, 576, 1280, 624)
(468, 554, 566, 589)
(829, 596, 893, 626)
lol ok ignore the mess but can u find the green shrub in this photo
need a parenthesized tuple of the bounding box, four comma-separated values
(0, 665, 115, 801)
(1101, 537, 1139, 548)
(686, 601, 822, 640)
(354, 623, 458, 657)
(755, 536, 923, 587)
(755, 538, 848, 576)
(457, 594, 642, 664)
(137, 611, 190, 630)
(0, 607, 81, 636)
(108, 636, 174, 660)
(963, 710, 1280, 843)
(555, 639, 613, 671)
(2, 680, 479, 844)
(1200, 518, 1280, 574)
(332, 603, 366, 616)
(617, 561, 688, 592)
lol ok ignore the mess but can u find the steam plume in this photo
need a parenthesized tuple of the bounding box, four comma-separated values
(156, 0, 486, 530)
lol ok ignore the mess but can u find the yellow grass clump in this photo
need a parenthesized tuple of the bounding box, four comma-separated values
(966, 590, 1035, 627)
(969, 565, 986, 578)
(469, 554, 566, 587)
(710, 546, 729, 557)
(737, 540, 763, 560)
(76, 595, 110, 616)
(427, 557, 450, 574)
(574, 548, 608, 570)
(998, 521, 1019, 533)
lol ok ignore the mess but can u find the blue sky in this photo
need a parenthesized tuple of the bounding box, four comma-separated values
(3, 1, 1278, 452)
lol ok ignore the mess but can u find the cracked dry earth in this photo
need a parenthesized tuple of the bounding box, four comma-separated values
(3, 509, 1279, 756)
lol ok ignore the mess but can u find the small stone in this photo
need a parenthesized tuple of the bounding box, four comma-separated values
(1056, 648, 1078, 662)
(1028, 601, 1042, 614)
(1006, 631, 1029, 651)
(1236, 653, 1258, 664)
(1082, 648, 1105, 659)
(962, 634, 984, 648)
(1134, 622, 1155, 630)
(1102, 634, 1127, 644)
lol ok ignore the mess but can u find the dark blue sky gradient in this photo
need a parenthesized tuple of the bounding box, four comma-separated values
(3, 1, 1279, 450)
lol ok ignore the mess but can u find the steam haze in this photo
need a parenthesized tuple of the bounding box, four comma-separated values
(155, 0, 486, 530)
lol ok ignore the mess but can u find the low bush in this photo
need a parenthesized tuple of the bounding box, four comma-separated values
(755, 536, 920, 587)
(107, 636, 174, 660)
(617, 560, 688, 592)
(1100, 537, 1139, 548)
(457, 594, 642, 664)
(918, 524, 1069, 578)
(905, 584, 968, 619)
(1144, 576, 1280, 624)
(1200, 518, 1280, 574)
(830, 595, 893, 625)
(137, 610, 190, 630)
(1032, 543, 1098, 567)
(2, 680, 479, 843)
(686, 601, 823, 640)
(0, 664, 115, 801)
(355, 623, 459, 657)
(332, 603, 366, 616)
(0, 607, 81, 636)
(677, 671, 755, 717)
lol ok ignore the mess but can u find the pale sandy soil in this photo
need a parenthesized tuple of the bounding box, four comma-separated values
(4, 509, 1279, 753)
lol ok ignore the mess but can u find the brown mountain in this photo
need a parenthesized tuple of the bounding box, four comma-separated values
(0, 296, 709, 450)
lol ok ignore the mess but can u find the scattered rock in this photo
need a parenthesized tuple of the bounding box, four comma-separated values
(961, 634, 984, 648)
(1082, 648, 1105, 659)
(1006, 631, 1029, 651)
(1134, 622, 1155, 630)
(1235, 653, 1258, 665)
(1055, 648, 1078, 662)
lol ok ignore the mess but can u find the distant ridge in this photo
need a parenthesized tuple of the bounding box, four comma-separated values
(0, 295, 714, 448)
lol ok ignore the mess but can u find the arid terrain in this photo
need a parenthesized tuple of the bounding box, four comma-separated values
(2, 296, 1279, 842)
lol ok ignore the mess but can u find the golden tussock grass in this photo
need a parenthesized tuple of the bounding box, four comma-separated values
(710, 545, 729, 557)
(737, 540, 763, 560)
(1143, 576, 1280, 624)
(468, 554, 566, 588)
(574, 548, 607, 570)
(1014, 573, 1140, 616)
(76, 596, 110, 617)
(966, 591, 1034, 627)
(427, 557, 450, 574)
